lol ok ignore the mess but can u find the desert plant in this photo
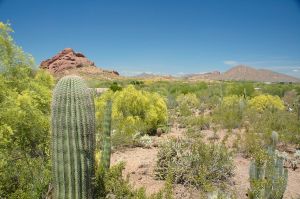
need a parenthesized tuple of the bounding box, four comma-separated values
(51, 75, 96, 199)
(95, 162, 174, 199)
(248, 131, 288, 199)
(110, 82, 122, 92)
(155, 138, 234, 191)
(0, 22, 54, 198)
(176, 93, 200, 116)
(101, 100, 113, 171)
(96, 85, 167, 147)
(133, 132, 153, 148)
(248, 94, 284, 112)
(213, 95, 245, 129)
(226, 82, 255, 98)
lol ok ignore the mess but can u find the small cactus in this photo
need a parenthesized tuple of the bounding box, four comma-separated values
(248, 131, 288, 199)
(271, 131, 278, 148)
(100, 100, 112, 171)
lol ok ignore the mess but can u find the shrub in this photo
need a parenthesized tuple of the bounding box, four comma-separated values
(227, 82, 255, 97)
(260, 84, 293, 97)
(248, 132, 288, 199)
(133, 132, 153, 148)
(95, 162, 173, 199)
(0, 22, 54, 198)
(176, 93, 199, 116)
(169, 82, 208, 96)
(244, 108, 300, 145)
(212, 95, 245, 129)
(110, 81, 122, 92)
(96, 85, 168, 147)
(182, 115, 211, 135)
(248, 94, 284, 112)
(155, 138, 234, 191)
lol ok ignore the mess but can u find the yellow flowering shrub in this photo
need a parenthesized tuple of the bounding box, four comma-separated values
(176, 93, 199, 107)
(248, 94, 284, 112)
(222, 95, 241, 107)
(96, 85, 168, 139)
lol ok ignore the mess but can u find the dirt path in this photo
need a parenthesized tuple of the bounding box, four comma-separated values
(111, 126, 300, 198)
(111, 127, 185, 195)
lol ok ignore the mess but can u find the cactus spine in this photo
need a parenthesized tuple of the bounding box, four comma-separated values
(248, 131, 288, 199)
(51, 75, 95, 199)
(100, 100, 112, 171)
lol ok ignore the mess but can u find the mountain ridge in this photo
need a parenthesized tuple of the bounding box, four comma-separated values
(186, 65, 300, 82)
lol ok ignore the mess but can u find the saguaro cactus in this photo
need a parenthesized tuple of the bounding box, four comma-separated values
(100, 100, 112, 171)
(248, 131, 288, 199)
(51, 75, 95, 199)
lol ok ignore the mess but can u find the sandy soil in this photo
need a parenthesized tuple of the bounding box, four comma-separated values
(111, 126, 300, 198)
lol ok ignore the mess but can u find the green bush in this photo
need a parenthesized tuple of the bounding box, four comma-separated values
(244, 108, 300, 145)
(176, 93, 199, 116)
(169, 82, 208, 96)
(259, 84, 293, 97)
(212, 95, 245, 129)
(227, 82, 255, 97)
(95, 162, 173, 199)
(110, 81, 123, 92)
(96, 85, 168, 147)
(183, 115, 211, 130)
(155, 138, 234, 192)
(0, 22, 54, 198)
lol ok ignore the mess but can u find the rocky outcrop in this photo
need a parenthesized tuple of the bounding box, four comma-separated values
(40, 48, 120, 80)
(40, 48, 97, 73)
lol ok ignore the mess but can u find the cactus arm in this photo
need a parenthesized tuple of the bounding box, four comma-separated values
(101, 100, 113, 171)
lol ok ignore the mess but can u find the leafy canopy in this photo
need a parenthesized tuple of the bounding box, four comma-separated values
(0, 22, 54, 198)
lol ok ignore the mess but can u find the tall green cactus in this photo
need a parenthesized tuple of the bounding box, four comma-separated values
(51, 75, 96, 199)
(248, 131, 288, 199)
(100, 100, 112, 171)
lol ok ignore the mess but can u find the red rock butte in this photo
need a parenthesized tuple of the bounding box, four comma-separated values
(40, 48, 119, 76)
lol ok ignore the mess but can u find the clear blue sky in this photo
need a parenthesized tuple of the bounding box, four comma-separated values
(1, 0, 300, 77)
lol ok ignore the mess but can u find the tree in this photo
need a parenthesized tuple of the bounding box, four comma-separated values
(0, 22, 54, 198)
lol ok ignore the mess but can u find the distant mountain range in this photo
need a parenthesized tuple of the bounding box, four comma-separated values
(40, 49, 300, 83)
(184, 65, 300, 82)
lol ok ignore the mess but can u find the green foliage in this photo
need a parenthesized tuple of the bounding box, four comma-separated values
(51, 75, 96, 199)
(110, 82, 122, 92)
(96, 85, 168, 147)
(176, 93, 199, 116)
(95, 162, 173, 199)
(130, 80, 144, 85)
(259, 84, 294, 97)
(175, 82, 208, 95)
(155, 138, 234, 192)
(248, 132, 288, 199)
(183, 115, 211, 131)
(213, 95, 245, 129)
(227, 82, 255, 97)
(0, 22, 54, 198)
(101, 100, 113, 171)
(244, 108, 300, 144)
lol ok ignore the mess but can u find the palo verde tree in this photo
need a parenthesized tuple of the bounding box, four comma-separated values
(0, 22, 54, 198)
